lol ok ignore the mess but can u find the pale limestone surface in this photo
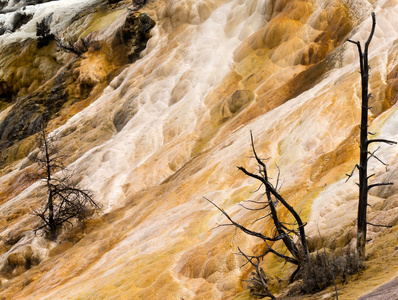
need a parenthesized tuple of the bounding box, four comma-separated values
(0, 0, 397, 299)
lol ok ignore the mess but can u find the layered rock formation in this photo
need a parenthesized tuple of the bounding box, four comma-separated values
(0, 0, 397, 299)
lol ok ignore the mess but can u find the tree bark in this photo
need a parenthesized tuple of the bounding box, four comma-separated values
(42, 130, 56, 239)
(348, 12, 376, 259)
(357, 12, 375, 259)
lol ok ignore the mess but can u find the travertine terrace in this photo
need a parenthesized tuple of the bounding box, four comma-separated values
(0, 0, 397, 299)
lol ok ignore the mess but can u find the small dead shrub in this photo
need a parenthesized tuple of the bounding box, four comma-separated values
(36, 13, 54, 48)
(247, 266, 275, 299)
(290, 250, 365, 295)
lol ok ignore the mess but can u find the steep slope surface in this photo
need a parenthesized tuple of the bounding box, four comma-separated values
(0, 0, 397, 299)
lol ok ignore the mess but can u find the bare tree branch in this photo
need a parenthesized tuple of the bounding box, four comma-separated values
(368, 182, 393, 190)
(367, 139, 397, 146)
(345, 164, 359, 182)
(367, 222, 392, 228)
(204, 197, 283, 242)
(237, 247, 275, 299)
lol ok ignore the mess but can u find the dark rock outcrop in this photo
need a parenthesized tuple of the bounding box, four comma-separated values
(112, 11, 155, 62)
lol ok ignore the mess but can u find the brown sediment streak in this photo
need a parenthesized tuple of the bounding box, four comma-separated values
(0, 1, 397, 299)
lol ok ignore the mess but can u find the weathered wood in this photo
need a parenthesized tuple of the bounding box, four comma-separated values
(206, 131, 309, 293)
(347, 12, 376, 259)
(348, 13, 395, 259)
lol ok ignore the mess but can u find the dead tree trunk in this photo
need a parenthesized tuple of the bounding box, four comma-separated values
(348, 13, 396, 259)
(348, 12, 375, 260)
(42, 130, 56, 239)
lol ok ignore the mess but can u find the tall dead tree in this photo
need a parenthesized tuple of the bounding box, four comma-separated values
(206, 132, 309, 298)
(347, 12, 396, 259)
(30, 129, 99, 240)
